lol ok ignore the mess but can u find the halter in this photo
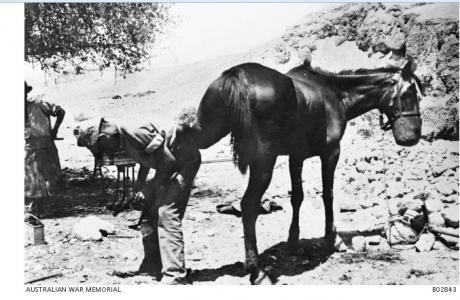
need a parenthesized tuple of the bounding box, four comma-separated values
(379, 76, 422, 131)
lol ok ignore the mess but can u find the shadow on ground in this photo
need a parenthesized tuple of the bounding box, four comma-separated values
(191, 237, 334, 283)
(33, 167, 134, 219)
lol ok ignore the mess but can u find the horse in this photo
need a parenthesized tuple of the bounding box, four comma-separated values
(171, 57, 424, 284)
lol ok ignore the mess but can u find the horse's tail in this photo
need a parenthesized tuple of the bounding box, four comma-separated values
(221, 68, 252, 174)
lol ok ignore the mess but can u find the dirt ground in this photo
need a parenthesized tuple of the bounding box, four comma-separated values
(24, 130, 459, 285)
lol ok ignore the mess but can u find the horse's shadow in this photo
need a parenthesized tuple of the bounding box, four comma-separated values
(191, 237, 334, 283)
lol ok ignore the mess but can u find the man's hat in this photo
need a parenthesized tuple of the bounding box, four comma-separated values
(25, 81, 33, 94)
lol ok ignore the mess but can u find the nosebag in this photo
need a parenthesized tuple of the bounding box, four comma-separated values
(72, 216, 116, 241)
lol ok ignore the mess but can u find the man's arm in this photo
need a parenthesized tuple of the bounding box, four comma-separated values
(51, 108, 65, 139)
(40, 100, 65, 139)
(135, 166, 150, 192)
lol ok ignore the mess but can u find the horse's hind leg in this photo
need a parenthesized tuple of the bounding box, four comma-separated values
(241, 154, 276, 284)
(320, 146, 340, 244)
(287, 155, 304, 252)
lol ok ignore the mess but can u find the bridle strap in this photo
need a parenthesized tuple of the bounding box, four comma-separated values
(379, 76, 421, 131)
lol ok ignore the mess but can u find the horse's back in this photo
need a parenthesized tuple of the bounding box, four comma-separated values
(226, 63, 297, 110)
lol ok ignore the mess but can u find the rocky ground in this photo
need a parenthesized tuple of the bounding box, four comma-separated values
(25, 126, 459, 285)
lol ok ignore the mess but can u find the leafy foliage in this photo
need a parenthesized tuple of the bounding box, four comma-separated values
(25, 3, 172, 74)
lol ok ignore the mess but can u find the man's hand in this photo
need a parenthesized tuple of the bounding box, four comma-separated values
(132, 191, 146, 210)
(51, 128, 58, 140)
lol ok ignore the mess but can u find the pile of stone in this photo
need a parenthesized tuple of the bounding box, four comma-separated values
(337, 138, 459, 253)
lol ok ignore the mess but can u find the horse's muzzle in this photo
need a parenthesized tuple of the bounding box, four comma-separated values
(392, 116, 422, 146)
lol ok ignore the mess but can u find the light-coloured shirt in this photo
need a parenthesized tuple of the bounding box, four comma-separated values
(117, 122, 165, 169)
(25, 97, 63, 141)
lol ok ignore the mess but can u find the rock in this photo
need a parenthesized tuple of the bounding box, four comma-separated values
(387, 198, 402, 216)
(425, 198, 444, 214)
(368, 160, 386, 174)
(355, 161, 369, 173)
(432, 241, 449, 251)
(403, 209, 422, 225)
(432, 167, 447, 178)
(444, 168, 457, 178)
(353, 174, 370, 189)
(351, 236, 367, 252)
(433, 179, 456, 196)
(370, 181, 386, 196)
(72, 216, 115, 241)
(377, 238, 391, 251)
(122, 250, 139, 261)
(442, 206, 459, 228)
(357, 9, 405, 53)
(386, 181, 406, 198)
(442, 194, 458, 204)
(366, 235, 381, 246)
(359, 197, 377, 209)
(401, 199, 424, 212)
(439, 234, 459, 249)
(441, 157, 459, 171)
(428, 212, 446, 227)
(339, 194, 359, 212)
(432, 158, 457, 177)
(385, 221, 418, 245)
(415, 233, 436, 252)
(273, 43, 291, 64)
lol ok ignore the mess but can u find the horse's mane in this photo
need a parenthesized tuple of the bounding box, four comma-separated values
(298, 60, 401, 78)
(289, 60, 401, 93)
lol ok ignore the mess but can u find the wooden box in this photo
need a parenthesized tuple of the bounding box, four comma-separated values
(25, 214, 45, 245)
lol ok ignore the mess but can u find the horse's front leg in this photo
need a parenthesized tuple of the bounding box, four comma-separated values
(241, 154, 276, 284)
(320, 146, 340, 244)
(287, 155, 304, 251)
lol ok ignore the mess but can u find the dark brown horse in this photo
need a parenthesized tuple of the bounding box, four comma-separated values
(172, 58, 424, 283)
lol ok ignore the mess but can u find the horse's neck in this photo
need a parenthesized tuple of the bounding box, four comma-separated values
(331, 74, 394, 121)
(343, 90, 383, 120)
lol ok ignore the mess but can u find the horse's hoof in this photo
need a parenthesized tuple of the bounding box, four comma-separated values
(251, 267, 275, 285)
(324, 232, 342, 252)
(333, 235, 346, 252)
(249, 271, 258, 285)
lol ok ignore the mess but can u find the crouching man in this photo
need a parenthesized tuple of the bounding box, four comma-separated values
(96, 118, 200, 284)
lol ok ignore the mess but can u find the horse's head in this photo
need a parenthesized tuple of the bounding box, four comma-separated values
(379, 57, 424, 146)
(73, 123, 100, 155)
